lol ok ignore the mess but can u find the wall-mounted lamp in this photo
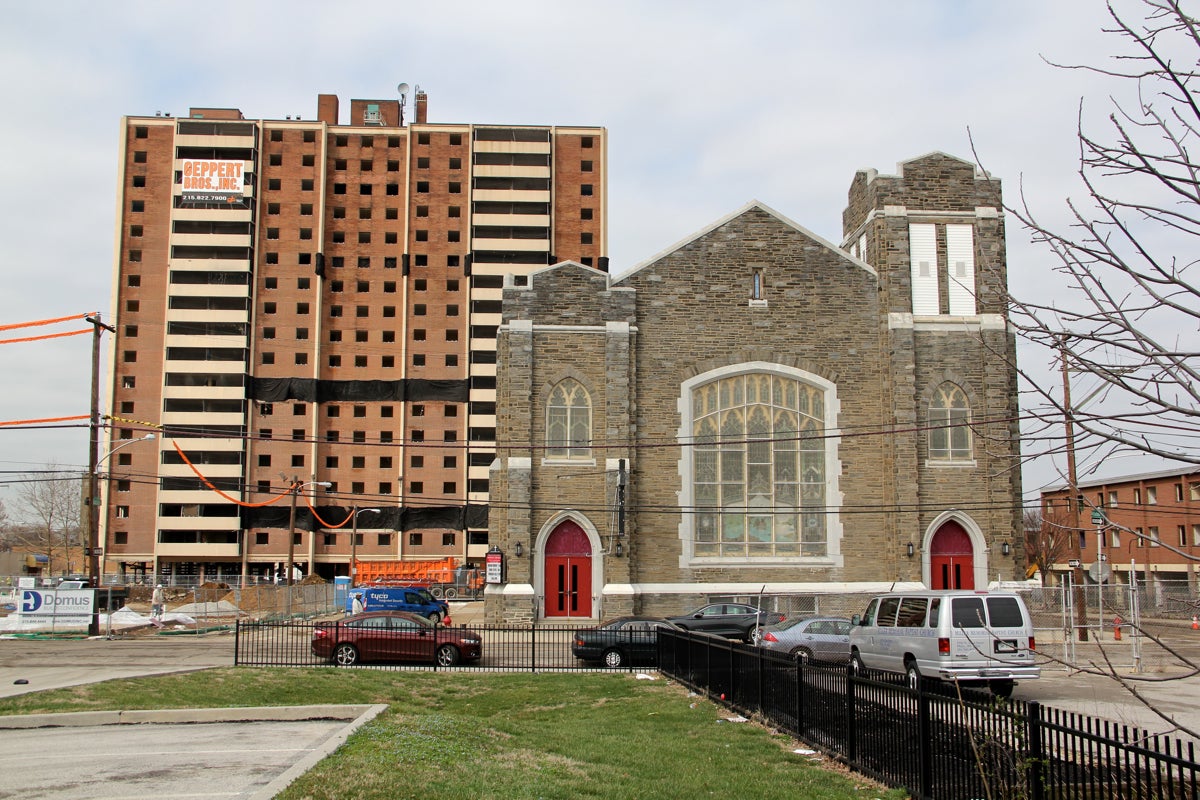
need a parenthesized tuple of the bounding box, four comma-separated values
(906, 542, 915, 558)
(514, 542, 524, 558)
(615, 542, 624, 557)
(1001, 541, 1011, 556)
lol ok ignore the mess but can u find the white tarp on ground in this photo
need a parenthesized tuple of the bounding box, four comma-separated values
(169, 600, 241, 617)
(0, 607, 198, 633)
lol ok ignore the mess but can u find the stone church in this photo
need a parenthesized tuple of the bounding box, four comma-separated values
(485, 152, 1022, 623)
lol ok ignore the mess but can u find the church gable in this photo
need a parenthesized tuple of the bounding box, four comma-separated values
(616, 204, 878, 326)
(502, 260, 618, 328)
(619, 202, 874, 291)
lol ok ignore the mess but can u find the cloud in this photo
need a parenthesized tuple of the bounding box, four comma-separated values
(0, 0, 1149, 500)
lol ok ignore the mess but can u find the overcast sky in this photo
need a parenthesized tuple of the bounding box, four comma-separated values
(0, 1, 1172, 503)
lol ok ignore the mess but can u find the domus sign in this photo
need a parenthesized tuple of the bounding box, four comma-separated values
(14, 588, 95, 630)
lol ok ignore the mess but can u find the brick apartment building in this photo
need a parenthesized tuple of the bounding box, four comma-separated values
(487, 153, 1025, 622)
(1041, 466, 1200, 591)
(102, 90, 606, 584)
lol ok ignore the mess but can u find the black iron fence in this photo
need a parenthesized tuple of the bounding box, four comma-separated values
(235, 619, 640, 672)
(657, 629, 1200, 800)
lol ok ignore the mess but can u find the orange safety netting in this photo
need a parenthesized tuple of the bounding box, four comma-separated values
(0, 414, 90, 428)
(0, 329, 91, 345)
(0, 312, 94, 333)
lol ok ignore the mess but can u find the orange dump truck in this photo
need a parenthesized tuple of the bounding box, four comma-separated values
(354, 557, 485, 599)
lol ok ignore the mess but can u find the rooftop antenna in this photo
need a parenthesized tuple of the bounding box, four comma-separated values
(397, 82, 410, 125)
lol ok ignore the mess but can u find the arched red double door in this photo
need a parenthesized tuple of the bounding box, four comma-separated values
(543, 520, 593, 618)
(929, 521, 975, 590)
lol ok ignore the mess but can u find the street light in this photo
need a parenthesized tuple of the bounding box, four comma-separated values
(351, 507, 381, 586)
(88, 432, 155, 636)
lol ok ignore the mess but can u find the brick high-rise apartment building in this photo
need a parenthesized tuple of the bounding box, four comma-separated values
(103, 91, 607, 584)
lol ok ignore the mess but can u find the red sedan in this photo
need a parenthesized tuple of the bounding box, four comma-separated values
(312, 611, 482, 667)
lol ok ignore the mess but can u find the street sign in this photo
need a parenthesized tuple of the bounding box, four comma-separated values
(1068, 559, 1081, 568)
(1088, 561, 1112, 583)
(1098, 554, 1108, 562)
(1091, 509, 1106, 525)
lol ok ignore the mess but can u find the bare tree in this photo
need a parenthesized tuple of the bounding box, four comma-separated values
(11, 468, 84, 576)
(1024, 507, 1075, 586)
(1006, 1, 1200, 475)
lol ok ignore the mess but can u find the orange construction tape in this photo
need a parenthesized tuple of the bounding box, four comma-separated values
(0, 414, 90, 427)
(0, 312, 93, 333)
(169, 439, 289, 508)
(0, 329, 91, 345)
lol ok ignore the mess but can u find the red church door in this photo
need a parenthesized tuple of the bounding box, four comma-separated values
(543, 520, 593, 618)
(929, 521, 975, 590)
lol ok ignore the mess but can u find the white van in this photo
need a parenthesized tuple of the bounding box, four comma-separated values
(849, 590, 1039, 697)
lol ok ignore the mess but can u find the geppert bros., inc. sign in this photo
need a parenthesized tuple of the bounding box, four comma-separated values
(18, 588, 95, 628)
(180, 159, 246, 204)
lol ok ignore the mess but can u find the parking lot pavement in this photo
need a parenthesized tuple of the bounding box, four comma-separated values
(0, 705, 387, 800)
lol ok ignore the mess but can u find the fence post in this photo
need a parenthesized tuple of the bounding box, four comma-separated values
(845, 663, 857, 763)
(757, 644, 764, 714)
(1026, 701, 1045, 800)
(530, 624, 537, 673)
(233, 619, 240, 664)
(795, 658, 804, 737)
(917, 678, 931, 799)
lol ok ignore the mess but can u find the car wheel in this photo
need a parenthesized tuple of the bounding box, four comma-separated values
(436, 644, 460, 667)
(334, 643, 359, 667)
(427, 611, 442, 625)
(745, 627, 760, 644)
(444, 587, 458, 600)
(990, 679, 1015, 698)
(905, 660, 923, 691)
(850, 650, 866, 677)
(603, 648, 625, 668)
(792, 647, 813, 664)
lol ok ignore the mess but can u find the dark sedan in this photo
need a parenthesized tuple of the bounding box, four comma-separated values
(572, 616, 682, 668)
(312, 611, 482, 667)
(665, 603, 786, 642)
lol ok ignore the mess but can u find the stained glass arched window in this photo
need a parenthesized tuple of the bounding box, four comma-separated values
(929, 383, 971, 461)
(546, 379, 591, 459)
(692, 373, 826, 557)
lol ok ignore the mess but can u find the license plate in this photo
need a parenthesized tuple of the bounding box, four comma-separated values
(994, 639, 1017, 654)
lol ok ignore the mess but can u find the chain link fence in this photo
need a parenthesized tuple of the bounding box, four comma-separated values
(0, 578, 342, 635)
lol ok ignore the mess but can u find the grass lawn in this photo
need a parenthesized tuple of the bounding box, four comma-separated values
(0, 668, 905, 800)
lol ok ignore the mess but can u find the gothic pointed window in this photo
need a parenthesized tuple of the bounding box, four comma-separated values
(691, 372, 827, 558)
(929, 383, 972, 461)
(546, 379, 591, 459)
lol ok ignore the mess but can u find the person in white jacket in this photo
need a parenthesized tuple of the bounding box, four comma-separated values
(151, 584, 165, 620)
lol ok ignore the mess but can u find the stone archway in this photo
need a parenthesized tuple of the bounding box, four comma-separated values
(929, 519, 975, 590)
(542, 519, 593, 618)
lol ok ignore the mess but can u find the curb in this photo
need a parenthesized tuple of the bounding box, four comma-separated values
(0, 703, 386, 730)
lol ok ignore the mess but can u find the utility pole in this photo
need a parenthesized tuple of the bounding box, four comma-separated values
(1061, 341, 1089, 641)
(286, 477, 299, 588)
(85, 314, 114, 637)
